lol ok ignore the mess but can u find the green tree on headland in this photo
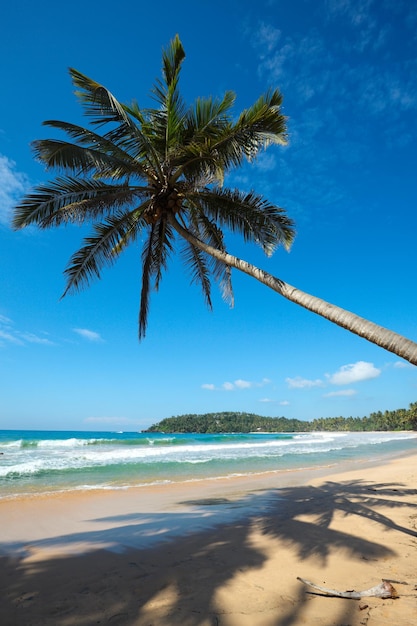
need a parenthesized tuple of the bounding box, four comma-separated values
(145, 402, 417, 433)
(13, 36, 417, 364)
(146, 412, 306, 433)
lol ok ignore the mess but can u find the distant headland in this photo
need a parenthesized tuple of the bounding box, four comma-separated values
(144, 402, 417, 433)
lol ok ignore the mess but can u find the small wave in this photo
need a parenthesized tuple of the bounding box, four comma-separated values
(0, 461, 45, 478)
(0, 439, 27, 449)
(37, 438, 92, 448)
(84, 436, 178, 447)
(20, 440, 39, 448)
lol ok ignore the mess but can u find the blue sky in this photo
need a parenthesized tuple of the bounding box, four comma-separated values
(1, 0, 417, 430)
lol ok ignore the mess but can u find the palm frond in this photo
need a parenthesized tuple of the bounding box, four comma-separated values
(168, 91, 236, 183)
(103, 118, 162, 174)
(180, 209, 234, 307)
(139, 226, 155, 340)
(162, 34, 185, 87)
(112, 200, 152, 255)
(187, 89, 287, 176)
(199, 221, 234, 307)
(151, 35, 185, 103)
(153, 219, 175, 289)
(138, 219, 175, 338)
(70, 70, 165, 180)
(70, 69, 133, 127)
(117, 105, 164, 178)
(63, 210, 142, 295)
(122, 100, 145, 125)
(181, 91, 235, 147)
(32, 139, 138, 180)
(38, 121, 146, 178)
(13, 177, 145, 228)
(150, 36, 187, 157)
(190, 187, 295, 254)
(236, 89, 287, 151)
(180, 238, 213, 310)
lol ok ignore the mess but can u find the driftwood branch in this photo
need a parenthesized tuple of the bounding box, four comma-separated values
(297, 577, 398, 599)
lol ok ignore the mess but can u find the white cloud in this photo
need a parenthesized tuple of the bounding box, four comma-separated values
(327, 361, 381, 385)
(202, 378, 271, 392)
(252, 22, 281, 53)
(286, 361, 381, 393)
(0, 315, 54, 347)
(234, 379, 252, 389)
(254, 152, 278, 172)
(84, 416, 137, 427)
(259, 398, 290, 406)
(323, 389, 357, 398)
(286, 376, 324, 389)
(0, 154, 29, 226)
(250, 5, 417, 194)
(259, 41, 296, 82)
(0, 328, 24, 346)
(393, 361, 409, 369)
(18, 332, 54, 345)
(73, 328, 104, 342)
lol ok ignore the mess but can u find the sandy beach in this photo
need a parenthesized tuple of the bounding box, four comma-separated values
(1, 452, 416, 625)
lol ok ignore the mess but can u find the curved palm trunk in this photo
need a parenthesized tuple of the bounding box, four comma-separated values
(169, 214, 417, 366)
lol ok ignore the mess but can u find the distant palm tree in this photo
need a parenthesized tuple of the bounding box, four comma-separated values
(13, 36, 417, 365)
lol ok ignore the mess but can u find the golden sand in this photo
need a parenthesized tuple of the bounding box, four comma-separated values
(1, 453, 416, 625)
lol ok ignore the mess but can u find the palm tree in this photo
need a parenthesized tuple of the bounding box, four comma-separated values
(13, 36, 417, 366)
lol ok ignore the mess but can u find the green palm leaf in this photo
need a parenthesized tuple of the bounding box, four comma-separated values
(63, 210, 143, 295)
(37, 121, 145, 178)
(13, 178, 144, 228)
(181, 208, 234, 307)
(70, 68, 133, 127)
(189, 187, 295, 254)
(139, 219, 175, 337)
(180, 239, 213, 309)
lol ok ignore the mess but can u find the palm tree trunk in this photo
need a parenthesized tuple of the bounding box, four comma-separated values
(169, 214, 417, 366)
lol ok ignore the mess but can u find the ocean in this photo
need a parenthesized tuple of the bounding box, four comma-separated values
(0, 429, 416, 500)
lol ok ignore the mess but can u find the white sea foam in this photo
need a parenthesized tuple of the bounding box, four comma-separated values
(37, 437, 99, 448)
(1, 431, 416, 494)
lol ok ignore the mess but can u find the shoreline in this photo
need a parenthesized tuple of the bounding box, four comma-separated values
(1, 448, 417, 625)
(2, 435, 415, 503)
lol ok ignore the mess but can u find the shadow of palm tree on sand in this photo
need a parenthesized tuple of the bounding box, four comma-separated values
(1, 479, 416, 625)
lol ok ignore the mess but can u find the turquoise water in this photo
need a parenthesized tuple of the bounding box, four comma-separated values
(0, 429, 416, 499)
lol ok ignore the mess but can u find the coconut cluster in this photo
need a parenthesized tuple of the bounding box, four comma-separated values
(145, 188, 183, 225)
